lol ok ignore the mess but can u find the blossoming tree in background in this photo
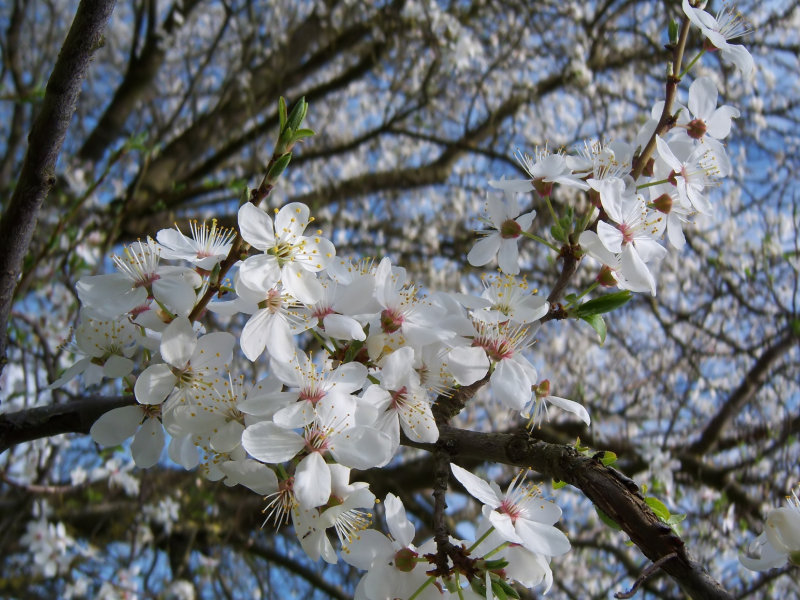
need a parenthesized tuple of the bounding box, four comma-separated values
(0, 0, 798, 598)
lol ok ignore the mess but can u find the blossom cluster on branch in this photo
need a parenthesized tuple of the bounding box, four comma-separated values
(33, 1, 792, 596)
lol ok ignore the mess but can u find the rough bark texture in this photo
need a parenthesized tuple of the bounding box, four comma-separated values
(0, 0, 118, 377)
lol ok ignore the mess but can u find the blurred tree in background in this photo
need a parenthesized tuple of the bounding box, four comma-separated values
(0, 0, 799, 598)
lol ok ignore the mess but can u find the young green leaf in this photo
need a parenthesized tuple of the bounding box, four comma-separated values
(644, 497, 670, 521)
(596, 507, 622, 531)
(580, 314, 607, 346)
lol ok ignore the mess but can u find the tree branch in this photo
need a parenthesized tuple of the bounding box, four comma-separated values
(0, 0, 118, 376)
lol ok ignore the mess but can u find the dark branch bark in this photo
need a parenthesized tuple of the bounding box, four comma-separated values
(404, 426, 735, 600)
(0, 395, 133, 454)
(0, 0, 117, 377)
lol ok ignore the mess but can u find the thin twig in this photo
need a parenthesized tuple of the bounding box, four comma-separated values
(614, 552, 677, 599)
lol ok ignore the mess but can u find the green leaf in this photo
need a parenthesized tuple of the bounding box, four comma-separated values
(574, 290, 633, 317)
(490, 582, 508, 600)
(644, 497, 670, 521)
(595, 507, 622, 531)
(668, 19, 679, 45)
(666, 513, 686, 525)
(624, 540, 635, 547)
(550, 225, 565, 242)
(600, 451, 618, 466)
(267, 153, 292, 182)
(279, 97, 288, 131)
(552, 479, 567, 490)
(580, 314, 607, 346)
(286, 97, 307, 131)
(291, 128, 316, 142)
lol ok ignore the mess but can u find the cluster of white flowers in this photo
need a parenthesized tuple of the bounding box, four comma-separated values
(41, 3, 775, 594)
(19, 517, 78, 577)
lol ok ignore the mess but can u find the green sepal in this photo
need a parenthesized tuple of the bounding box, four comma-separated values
(644, 496, 670, 521)
(596, 507, 622, 531)
(267, 153, 292, 182)
(574, 290, 633, 317)
(580, 314, 607, 346)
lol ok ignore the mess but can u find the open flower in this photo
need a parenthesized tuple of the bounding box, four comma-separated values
(450, 464, 570, 558)
(77, 238, 201, 319)
(157, 219, 235, 269)
(467, 186, 536, 275)
(682, 0, 754, 78)
(741, 488, 800, 571)
(237, 202, 336, 304)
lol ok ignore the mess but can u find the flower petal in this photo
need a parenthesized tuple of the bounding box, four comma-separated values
(90, 405, 143, 446)
(450, 464, 502, 508)
(294, 452, 331, 509)
(131, 418, 165, 468)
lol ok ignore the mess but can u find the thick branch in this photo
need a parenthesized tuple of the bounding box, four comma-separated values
(403, 426, 734, 600)
(0, 396, 134, 454)
(0, 0, 117, 376)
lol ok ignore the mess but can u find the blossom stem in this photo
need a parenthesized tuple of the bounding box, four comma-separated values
(408, 576, 436, 600)
(679, 49, 706, 79)
(310, 329, 334, 355)
(154, 299, 177, 320)
(455, 572, 466, 600)
(521, 231, 560, 252)
(544, 195, 559, 223)
(574, 282, 599, 303)
(482, 541, 511, 559)
(636, 178, 670, 190)
(466, 526, 496, 553)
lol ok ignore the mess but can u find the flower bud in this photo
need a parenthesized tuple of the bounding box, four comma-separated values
(596, 265, 618, 288)
(686, 118, 707, 139)
(394, 547, 419, 572)
(652, 193, 674, 214)
(667, 170, 679, 187)
(642, 157, 655, 178)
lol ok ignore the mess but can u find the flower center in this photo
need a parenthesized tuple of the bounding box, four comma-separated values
(380, 308, 405, 334)
(499, 218, 522, 239)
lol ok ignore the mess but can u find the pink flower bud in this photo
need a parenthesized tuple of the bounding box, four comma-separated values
(652, 193, 674, 214)
(686, 118, 707, 139)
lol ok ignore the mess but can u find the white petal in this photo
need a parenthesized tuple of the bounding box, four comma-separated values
(341, 529, 394, 569)
(282, 262, 323, 304)
(448, 347, 489, 386)
(385, 493, 415, 548)
(168, 435, 200, 469)
(275, 202, 310, 240)
(491, 359, 533, 410)
(219, 459, 279, 495)
(102, 355, 134, 378)
(210, 420, 245, 453)
(468, 234, 502, 267)
(294, 453, 330, 509)
(655, 136, 682, 171)
(720, 43, 754, 78)
(706, 105, 739, 139)
(515, 519, 571, 557)
(667, 212, 686, 250)
(238, 203, 275, 250)
(152, 278, 197, 318)
(450, 464, 502, 508)
(546, 396, 591, 426)
(688, 77, 718, 121)
(322, 313, 366, 341)
(498, 240, 520, 275)
(47, 357, 91, 389)
(134, 364, 178, 405)
(90, 405, 143, 446)
(240, 310, 272, 362)
(488, 510, 525, 544)
(239, 254, 281, 293)
(160, 317, 196, 368)
(330, 426, 393, 469)
(488, 179, 534, 193)
(597, 221, 624, 254)
(272, 400, 315, 429)
(264, 314, 297, 363)
(131, 418, 165, 468)
(241, 421, 305, 462)
(620, 245, 656, 296)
